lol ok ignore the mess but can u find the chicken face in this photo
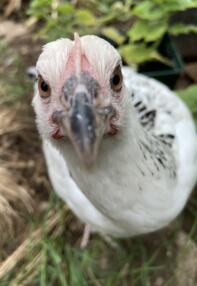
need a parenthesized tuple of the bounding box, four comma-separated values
(34, 34, 126, 166)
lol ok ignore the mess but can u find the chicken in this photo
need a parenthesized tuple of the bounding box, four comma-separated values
(32, 33, 197, 243)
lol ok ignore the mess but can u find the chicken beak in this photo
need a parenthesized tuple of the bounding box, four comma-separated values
(69, 91, 98, 166)
(53, 73, 112, 166)
(54, 89, 100, 166)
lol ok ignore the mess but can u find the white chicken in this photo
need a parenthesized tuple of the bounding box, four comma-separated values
(32, 33, 197, 245)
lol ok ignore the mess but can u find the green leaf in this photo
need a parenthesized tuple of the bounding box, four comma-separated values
(57, 3, 74, 15)
(128, 20, 167, 42)
(112, 2, 125, 12)
(75, 9, 96, 26)
(97, 11, 117, 25)
(177, 85, 197, 112)
(28, 0, 52, 19)
(101, 27, 125, 45)
(131, 1, 164, 20)
(170, 23, 197, 35)
(119, 44, 163, 64)
(177, 85, 197, 125)
(29, 0, 52, 10)
(161, 0, 197, 13)
(97, 2, 111, 13)
(132, 0, 197, 20)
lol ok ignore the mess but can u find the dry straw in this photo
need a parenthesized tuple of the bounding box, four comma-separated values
(0, 104, 36, 248)
(0, 166, 33, 247)
(0, 208, 67, 283)
(0, 102, 69, 284)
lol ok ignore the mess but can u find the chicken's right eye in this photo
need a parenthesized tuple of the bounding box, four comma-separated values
(41, 80, 48, 92)
(38, 75, 51, 98)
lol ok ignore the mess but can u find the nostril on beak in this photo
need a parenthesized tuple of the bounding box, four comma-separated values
(69, 97, 73, 106)
(64, 92, 68, 101)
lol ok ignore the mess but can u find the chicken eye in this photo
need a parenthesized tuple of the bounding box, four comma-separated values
(41, 81, 48, 92)
(110, 65, 123, 92)
(38, 75, 51, 98)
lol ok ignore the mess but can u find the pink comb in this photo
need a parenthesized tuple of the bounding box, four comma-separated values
(73, 32, 83, 77)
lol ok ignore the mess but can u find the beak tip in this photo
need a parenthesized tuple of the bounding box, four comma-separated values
(79, 150, 97, 167)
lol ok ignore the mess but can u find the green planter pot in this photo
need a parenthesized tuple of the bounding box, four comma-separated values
(138, 34, 184, 89)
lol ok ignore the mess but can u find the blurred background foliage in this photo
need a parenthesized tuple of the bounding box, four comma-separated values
(27, 0, 197, 65)
(27, 0, 197, 124)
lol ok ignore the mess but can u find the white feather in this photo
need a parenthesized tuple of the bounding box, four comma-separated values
(33, 36, 197, 237)
(40, 67, 197, 237)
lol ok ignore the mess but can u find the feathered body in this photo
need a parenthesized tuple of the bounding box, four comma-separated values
(33, 35, 197, 238)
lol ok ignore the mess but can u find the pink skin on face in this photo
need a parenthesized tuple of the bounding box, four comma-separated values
(52, 128, 64, 139)
(57, 33, 97, 91)
(49, 115, 64, 139)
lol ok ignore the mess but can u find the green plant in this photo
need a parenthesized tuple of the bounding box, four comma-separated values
(120, 0, 197, 65)
(177, 84, 197, 125)
(28, 0, 197, 65)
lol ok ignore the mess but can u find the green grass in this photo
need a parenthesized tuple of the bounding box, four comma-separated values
(2, 188, 193, 286)
(3, 202, 195, 286)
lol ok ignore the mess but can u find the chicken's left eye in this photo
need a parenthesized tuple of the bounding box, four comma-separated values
(38, 75, 51, 98)
(110, 65, 123, 92)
